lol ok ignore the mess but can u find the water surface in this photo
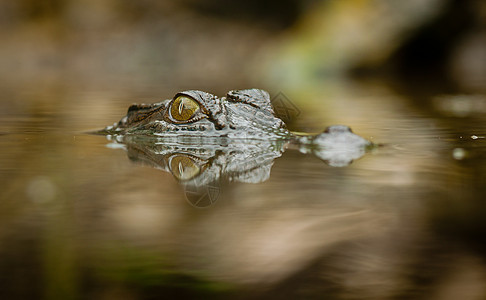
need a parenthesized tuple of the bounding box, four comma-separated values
(1, 84, 486, 299)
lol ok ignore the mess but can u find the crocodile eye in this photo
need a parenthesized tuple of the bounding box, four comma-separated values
(170, 155, 200, 180)
(170, 96, 200, 122)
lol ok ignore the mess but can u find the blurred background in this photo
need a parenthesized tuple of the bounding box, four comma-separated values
(1, 0, 486, 299)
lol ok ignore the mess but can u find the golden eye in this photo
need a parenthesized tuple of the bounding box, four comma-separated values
(170, 96, 200, 122)
(170, 155, 200, 181)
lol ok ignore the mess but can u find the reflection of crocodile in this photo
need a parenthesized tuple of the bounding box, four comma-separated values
(102, 89, 375, 207)
(109, 135, 285, 207)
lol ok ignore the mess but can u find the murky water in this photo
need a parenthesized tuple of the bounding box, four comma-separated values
(1, 83, 486, 299)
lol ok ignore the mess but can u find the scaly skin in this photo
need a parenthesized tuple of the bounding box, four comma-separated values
(103, 89, 288, 139)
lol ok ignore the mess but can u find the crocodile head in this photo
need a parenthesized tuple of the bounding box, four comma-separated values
(104, 89, 290, 140)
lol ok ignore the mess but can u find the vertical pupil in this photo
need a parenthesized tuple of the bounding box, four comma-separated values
(178, 100, 184, 115)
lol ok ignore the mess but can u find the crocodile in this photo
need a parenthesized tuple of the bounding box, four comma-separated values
(102, 88, 372, 150)
(102, 89, 375, 207)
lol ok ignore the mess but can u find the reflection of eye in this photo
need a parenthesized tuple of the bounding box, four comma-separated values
(169, 155, 201, 181)
(170, 96, 200, 122)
